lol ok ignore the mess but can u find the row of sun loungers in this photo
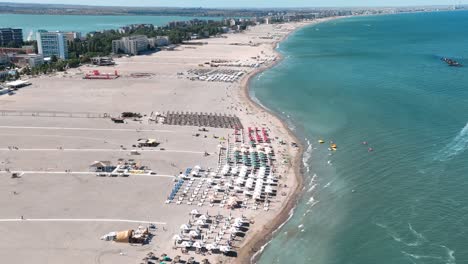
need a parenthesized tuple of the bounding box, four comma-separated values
(163, 111, 243, 129)
(174, 212, 251, 256)
(187, 69, 245, 83)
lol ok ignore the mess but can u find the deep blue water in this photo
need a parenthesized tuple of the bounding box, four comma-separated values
(252, 11, 468, 264)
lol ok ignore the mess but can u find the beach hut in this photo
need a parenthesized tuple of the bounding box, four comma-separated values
(89, 161, 113, 172)
(114, 230, 133, 243)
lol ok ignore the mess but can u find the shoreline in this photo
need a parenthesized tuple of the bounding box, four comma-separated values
(235, 17, 343, 264)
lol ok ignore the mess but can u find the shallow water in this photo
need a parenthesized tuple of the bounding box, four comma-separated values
(252, 11, 468, 264)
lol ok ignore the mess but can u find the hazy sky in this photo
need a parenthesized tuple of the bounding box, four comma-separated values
(4, 0, 465, 8)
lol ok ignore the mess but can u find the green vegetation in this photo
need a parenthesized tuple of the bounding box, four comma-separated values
(13, 19, 255, 78)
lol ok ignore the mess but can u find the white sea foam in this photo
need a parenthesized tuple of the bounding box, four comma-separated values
(306, 196, 319, 207)
(435, 122, 468, 161)
(307, 184, 317, 193)
(302, 141, 313, 172)
(323, 181, 333, 188)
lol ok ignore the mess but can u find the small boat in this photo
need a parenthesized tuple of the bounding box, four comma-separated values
(318, 139, 325, 144)
(441, 57, 462, 67)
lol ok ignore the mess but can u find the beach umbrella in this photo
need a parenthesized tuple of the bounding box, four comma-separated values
(190, 209, 199, 215)
(180, 224, 191, 230)
(189, 230, 200, 237)
(199, 214, 208, 221)
(220, 245, 231, 253)
(180, 241, 193, 248)
(206, 243, 218, 251)
(172, 234, 183, 241)
(193, 241, 205, 249)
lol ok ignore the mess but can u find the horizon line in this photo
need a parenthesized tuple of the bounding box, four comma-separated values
(0, 1, 466, 9)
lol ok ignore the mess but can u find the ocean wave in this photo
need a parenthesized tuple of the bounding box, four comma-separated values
(251, 198, 299, 263)
(435, 122, 468, 161)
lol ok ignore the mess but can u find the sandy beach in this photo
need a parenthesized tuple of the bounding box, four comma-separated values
(0, 17, 336, 264)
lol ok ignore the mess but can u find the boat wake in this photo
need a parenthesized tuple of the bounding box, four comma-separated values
(434, 122, 468, 161)
(375, 222, 426, 247)
(401, 244, 456, 264)
(376, 222, 456, 264)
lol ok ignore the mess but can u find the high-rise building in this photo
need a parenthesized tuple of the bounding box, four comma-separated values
(36, 30, 68, 59)
(0, 28, 23, 47)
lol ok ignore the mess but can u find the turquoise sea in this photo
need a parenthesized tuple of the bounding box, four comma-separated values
(0, 14, 221, 38)
(252, 11, 468, 264)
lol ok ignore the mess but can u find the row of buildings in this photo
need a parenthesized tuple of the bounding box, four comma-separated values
(112, 35, 170, 55)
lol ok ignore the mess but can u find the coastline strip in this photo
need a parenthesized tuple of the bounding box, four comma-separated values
(235, 17, 346, 264)
(0, 218, 167, 224)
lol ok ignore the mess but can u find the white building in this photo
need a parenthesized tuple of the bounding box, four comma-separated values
(36, 30, 68, 60)
(112, 35, 150, 55)
(27, 54, 44, 67)
(230, 19, 236, 27)
(152, 36, 170, 47)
